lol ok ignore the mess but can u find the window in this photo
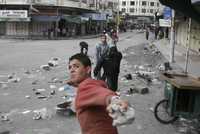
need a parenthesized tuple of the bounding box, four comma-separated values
(122, 1, 126, 6)
(130, 1, 135, 6)
(122, 8, 126, 13)
(150, 2, 154, 6)
(130, 8, 135, 12)
(142, 9, 146, 13)
(157, 3, 160, 7)
(142, 1, 146, 6)
(150, 9, 154, 13)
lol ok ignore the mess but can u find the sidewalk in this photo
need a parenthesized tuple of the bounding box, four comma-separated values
(152, 39, 200, 77)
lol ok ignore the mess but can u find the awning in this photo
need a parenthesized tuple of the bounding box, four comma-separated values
(32, 15, 60, 22)
(83, 13, 107, 21)
(61, 15, 88, 24)
(159, 0, 200, 22)
(0, 17, 31, 22)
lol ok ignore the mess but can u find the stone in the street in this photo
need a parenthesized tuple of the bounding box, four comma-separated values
(124, 74, 132, 80)
(140, 87, 149, 94)
(8, 77, 20, 83)
(25, 95, 31, 99)
(50, 90, 55, 95)
(32, 80, 38, 85)
(33, 108, 52, 120)
(37, 95, 47, 99)
(50, 85, 56, 89)
(127, 88, 139, 94)
(40, 65, 50, 71)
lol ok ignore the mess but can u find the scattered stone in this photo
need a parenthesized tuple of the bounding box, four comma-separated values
(37, 95, 47, 99)
(50, 90, 55, 95)
(7, 74, 14, 79)
(124, 74, 132, 80)
(149, 107, 154, 112)
(22, 110, 31, 114)
(8, 78, 20, 83)
(50, 85, 56, 89)
(35, 92, 41, 95)
(25, 95, 31, 99)
(1, 114, 10, 122)
(127, 88, 139, 94)
(24, 70, 31, 74)
(32, 80, 38, 85)
(140, 87, 149, 94)
(40, 65, 50, 71)
(48, 77, 62, 83)
(36, 88, 46, 92)
(33, 108, 52, 120)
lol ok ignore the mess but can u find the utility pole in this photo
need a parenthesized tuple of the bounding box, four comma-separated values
(170, 9, 175, 63)
(117, 0, 120, 35)
(184, 18, 192, 74)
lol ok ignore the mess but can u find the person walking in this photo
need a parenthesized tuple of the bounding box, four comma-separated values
(95, 34, 110, 80)
(94, 46, 122, 91)
(145, 26, 149, 40)
(66, 53, 128, 134)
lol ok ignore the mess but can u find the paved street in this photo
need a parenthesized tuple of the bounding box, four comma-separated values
(0, 31, 181, 134)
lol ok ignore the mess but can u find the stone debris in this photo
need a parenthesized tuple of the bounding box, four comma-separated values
(25, 95, 31, 99)
(48, 77, 62, 83)
(127, 88, 139, 94)
(37, 95, 48, 99)
(140, 87, 149, 94)
(50, 85, 56, 89)
(50, 90, 55, 95)
(8, 77, 20, 83)
(33, 108, 52, 120)
(1, 114, 10, 122)
(21, 110, 31, 114)
(48, 58, 59, 67)
(32, 80, 38, 85)
(40, 65, 51, 71)
(124, 74, 133, 80)
(107, 97, 135, 126)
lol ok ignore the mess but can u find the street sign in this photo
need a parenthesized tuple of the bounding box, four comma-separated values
(159, 19, 171, 27)
(163, 7, 172, 20)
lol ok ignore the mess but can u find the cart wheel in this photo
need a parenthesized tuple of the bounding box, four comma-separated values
(154, 99, 178, 124)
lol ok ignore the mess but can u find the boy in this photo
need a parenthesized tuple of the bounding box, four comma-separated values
(67, 53, 128, 134)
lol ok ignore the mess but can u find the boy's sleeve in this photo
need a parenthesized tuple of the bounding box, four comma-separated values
(76, 81, 116, 109)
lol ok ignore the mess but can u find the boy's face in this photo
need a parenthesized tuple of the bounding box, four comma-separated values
(68, 59, 91, 85)
(101, 36, 107, 43)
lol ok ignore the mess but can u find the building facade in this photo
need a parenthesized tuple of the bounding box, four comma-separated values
(119, 0, 162, 24)
(0, 0, 118, 38)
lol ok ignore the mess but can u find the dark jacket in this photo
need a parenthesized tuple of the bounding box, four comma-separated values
(94, 47, 122, 76)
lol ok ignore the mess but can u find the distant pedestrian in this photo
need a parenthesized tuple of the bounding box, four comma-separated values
(95, 34, 110, 80)
(145, 27, 149, 40)
(79, 41, 88, 55)
(94, 46, 122, 91)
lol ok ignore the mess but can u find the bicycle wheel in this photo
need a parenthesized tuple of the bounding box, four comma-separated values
(154, 99, 178, 124)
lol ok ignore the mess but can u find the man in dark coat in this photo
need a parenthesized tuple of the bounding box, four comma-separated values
(94, 46, 122, 91)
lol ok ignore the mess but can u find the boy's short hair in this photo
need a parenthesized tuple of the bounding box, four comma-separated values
(69, 53, 91, 67)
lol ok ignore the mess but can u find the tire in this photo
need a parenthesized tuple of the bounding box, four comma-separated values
(154, 99, 178, 124)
